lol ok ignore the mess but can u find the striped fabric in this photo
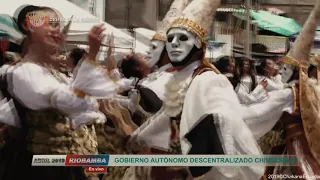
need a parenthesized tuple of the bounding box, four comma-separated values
(0, 14, 24, 45)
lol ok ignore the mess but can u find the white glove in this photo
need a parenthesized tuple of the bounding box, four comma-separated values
(284, 80, 299, 88)
(119, 78, 134, 91)
(109, 69, 121, 80)
(128, 89, 140, 112)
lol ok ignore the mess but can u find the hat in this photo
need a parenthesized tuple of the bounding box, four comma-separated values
(167, 0, 221, 44)
(284, 0, 320, 66)
(166, 0, 222, 73)
(152, 0, 191, 42)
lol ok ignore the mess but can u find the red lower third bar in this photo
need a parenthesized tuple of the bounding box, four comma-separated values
(85, 166, 107, 174)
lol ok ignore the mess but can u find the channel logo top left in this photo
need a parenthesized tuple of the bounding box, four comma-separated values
(25, 11, 49, 27)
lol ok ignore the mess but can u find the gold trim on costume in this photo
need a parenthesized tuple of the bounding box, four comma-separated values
(84, 58, 123, 92)
(203, 59, 220, 74)
(282, 56, 300, 67)
(286, 123, 301, 130)
(107, 69, 119, 83)
(170, 18, 207, 43)
(193, 175, 205, 179)
(84, 58, 103, 68)
(73, 88, 87, 98)
(310, 54, 320, 66)
(310, 54, 320, 81)
(168, 18, 221, 68)
(290, 86, 297, 114)
(152, 33, 167, 42)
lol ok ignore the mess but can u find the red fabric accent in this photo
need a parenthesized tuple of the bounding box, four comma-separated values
(171, 125, 176, 140)
(0, 40, 9, 53)
(166, 67, 176, 73)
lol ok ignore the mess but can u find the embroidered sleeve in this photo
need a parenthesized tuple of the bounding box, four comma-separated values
(11, 62, 98, 114)
(73, 59, 133, 98)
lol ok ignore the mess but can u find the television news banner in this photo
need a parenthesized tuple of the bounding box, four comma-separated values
(26, 9, 306, 179)
(32, 154, 301, 178)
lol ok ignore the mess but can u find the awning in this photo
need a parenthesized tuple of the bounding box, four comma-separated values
(1, 0, 149, 55)
(233, 10, 301, 36)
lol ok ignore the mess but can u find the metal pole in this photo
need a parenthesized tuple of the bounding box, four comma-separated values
(246, 0, 251, 58)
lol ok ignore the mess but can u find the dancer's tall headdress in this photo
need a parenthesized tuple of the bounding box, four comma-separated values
(167, 0, 222, 71)
(152, 0, 191, 42)
(283, 0, 320, 67)
(282, 0, 320, 166)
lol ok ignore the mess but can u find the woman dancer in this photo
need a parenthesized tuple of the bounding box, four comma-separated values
(235, 57, 268, 105)
(0, 5, 131, 180)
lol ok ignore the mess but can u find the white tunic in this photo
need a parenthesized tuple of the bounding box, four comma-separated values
(243, 88, 294, 139)
(0, 98, 20, 127)
(236, 75, 268, 105)
(240, 75, 253, 91)
(131, 61, 265, 179)
(0, 65, 20, 127)
(180, 70, 265, 180)
(257, 75, 284, 91)
(2, 55, 129, 129)
(140, 63, 173, 101)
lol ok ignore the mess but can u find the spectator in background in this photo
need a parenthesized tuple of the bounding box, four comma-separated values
(67, 47, 87, 77)
(214, 55, 237, 88)
(120, 53, 151, 80)
(308, 65, 317, 79)
(257, 59, 284, 91)
(234, 57, 268, 105)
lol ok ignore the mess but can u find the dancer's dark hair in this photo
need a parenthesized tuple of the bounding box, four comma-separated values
(235, 57, 256, 92)
(16, 5, 41, 35)
(69, 48, 86, 66)
(120, 54, 145, 79)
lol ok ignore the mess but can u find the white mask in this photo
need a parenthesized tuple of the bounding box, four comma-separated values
(166, 28, 197, 63)
(279, 64, 294, 83)
(146, 40, 165, 68)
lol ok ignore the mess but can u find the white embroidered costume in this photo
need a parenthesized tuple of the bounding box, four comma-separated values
(235, 78, 267, 105)
(130, 0, 265, 179)
(2, 56, 132, 129)
(122, 0, 191, 179)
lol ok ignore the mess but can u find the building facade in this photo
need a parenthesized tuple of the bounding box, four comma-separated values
(68, 0, 105, 20)
(104, 0, 158, 30)
(219, 0, 316, 25)
(68, 0, 315, 30)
